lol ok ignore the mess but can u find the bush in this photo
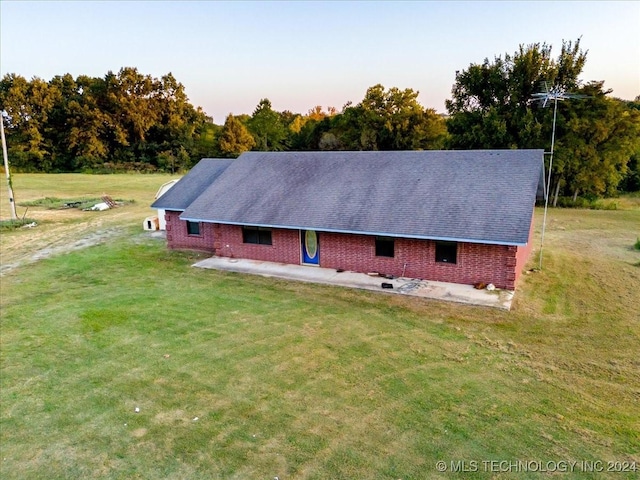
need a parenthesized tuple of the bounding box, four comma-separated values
(17, 197, 134, 210)
(0, 218, 38, 232)
(634, 238, 640, 251)
(553, 196, 618, 210)
(19, 197, 102, 209)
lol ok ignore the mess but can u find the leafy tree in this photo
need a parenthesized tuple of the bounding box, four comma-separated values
(218, 114, 256, 157)
(278, 110, 300, 129)
(620, 153, 640, 192)
(46, 74, 81, 170)
(444, 38, 640, 199)
(318, 132, 341, 150)
(334, 84, 448, 150)
(446, 40, 586, 149)
(56, 74, 113, 171)
(306, 105, 337, 121)
(619, 97, 640, 192)
(552, 86, 640, 201)
(287, 106, 339, 150)
(287, 115, 307, 135)
(0, 69, 209, 172)
(278, 110, 308, 149)
(247, 99, 288, 151)
(145, 72, 208, 169)
(192, 121, 222, 160)
(108, 67, 159, 142)
(0, 74, 58, 171)
(289, 109, 336, 150)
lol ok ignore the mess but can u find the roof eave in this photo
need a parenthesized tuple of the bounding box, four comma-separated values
(151, 205, 186, 211)
(178, 216, 527, 247)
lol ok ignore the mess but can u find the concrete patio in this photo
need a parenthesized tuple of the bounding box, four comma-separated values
(193, 256, 514, 310)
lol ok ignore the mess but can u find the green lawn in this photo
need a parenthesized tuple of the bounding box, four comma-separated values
(1, 175, 639, 479)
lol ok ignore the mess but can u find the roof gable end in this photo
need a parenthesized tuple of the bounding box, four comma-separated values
(151, 158, 234, 211)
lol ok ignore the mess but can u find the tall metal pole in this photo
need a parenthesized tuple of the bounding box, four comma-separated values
(1, 113, 18, 220)
(538, 96, 559, 270)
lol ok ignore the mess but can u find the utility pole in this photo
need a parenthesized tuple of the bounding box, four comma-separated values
(1, 113, 18, 220)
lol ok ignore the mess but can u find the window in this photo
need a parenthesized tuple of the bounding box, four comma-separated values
(242, 226, 272, 245)
(435, 241, 457, 264)
(375, 237, 395, 258)
(186, 221, 201, 236)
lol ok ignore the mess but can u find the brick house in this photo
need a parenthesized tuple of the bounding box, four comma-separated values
(153, 150, 542, 290)
(151, 158, 233, 250)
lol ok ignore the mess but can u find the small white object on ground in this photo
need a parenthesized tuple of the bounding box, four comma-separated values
(90, 202, 110, 211)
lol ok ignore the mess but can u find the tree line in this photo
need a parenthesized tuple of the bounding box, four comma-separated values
(0, 68, 214, 173)
(1, 38, 639, 200)
(445, 39, 639, 202)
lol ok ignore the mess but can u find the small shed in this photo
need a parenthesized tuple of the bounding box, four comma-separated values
(143, 216, 160, 231)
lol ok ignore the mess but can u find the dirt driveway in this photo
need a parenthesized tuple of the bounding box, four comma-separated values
(0, 202, 157, 276)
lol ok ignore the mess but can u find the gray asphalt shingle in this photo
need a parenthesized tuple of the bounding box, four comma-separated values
(151, 158, 233, 211)
(180, 150, 543, 245)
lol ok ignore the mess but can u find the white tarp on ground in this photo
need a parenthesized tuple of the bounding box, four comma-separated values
(90, 202, 110, 211)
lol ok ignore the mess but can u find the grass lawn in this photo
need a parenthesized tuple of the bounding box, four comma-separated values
(1, 174, 639, 479)
(0, 173, 180, 273)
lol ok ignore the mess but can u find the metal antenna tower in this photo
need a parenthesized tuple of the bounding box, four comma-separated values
(531, 82, 586, 270)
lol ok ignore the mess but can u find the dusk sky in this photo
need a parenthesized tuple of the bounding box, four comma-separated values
(1, 1, 638, 124)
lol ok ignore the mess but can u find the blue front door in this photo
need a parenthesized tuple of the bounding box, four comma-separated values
(301, 230, 319, 265)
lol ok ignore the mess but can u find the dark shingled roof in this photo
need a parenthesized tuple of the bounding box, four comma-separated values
(181, 150, 543, 246)
(151, 158, 233, 211)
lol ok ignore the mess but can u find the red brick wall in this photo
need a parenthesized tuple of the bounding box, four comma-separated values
(320, 232, 519, 289)
(164, 211, 215, 253)
(320, 233, 426, 278)
(513, 211, 536, 287)
(163, 216, 534, 290)
(211, 225, 526, 290)
(212, 224, 301, 264)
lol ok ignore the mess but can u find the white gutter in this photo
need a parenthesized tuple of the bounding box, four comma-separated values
(178, 216, 527, 247)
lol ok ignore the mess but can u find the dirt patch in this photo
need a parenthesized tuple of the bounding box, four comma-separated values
(131, 428, 148, 438)
(1, 227, 125, 276)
